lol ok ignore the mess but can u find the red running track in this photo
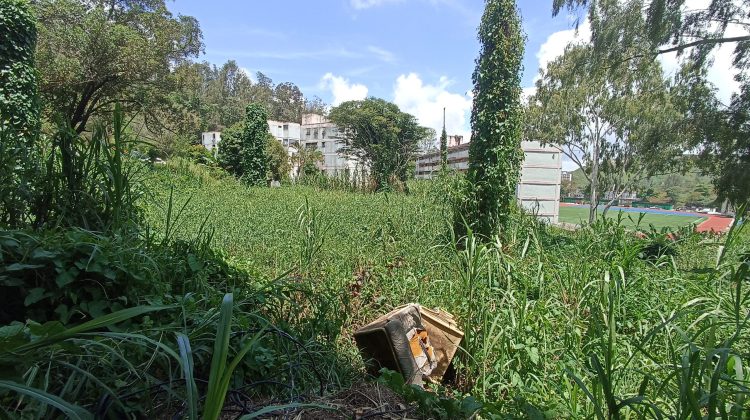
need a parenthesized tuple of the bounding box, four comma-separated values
(696, 215, 734, 233)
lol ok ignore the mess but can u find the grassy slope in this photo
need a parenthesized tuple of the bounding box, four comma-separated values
(559, 205, 706, 228)
(141, 162, 746, 416)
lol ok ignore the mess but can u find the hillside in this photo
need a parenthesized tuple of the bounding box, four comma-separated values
(565, 168, 717, 206)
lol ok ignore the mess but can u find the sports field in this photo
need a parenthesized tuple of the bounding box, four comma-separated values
(559, 204, 707, 229)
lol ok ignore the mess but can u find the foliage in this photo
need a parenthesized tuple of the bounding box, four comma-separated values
(440, 124, 448, 169)
(34, 0, 203, 133)
(0, 0, 40, 229)
(144, 165, 750, 417)
(527, 39, 679, 222)
(549, 0, 750, 207)
(265, 133, 291, 182)
(0, 0, 38, 137)
(378, 369, 483, 419)
(240, 104, 269, 186)
(462, 0, 525, 238)
(329, 98, 433, 191)
(292, 144, 324, 179)
(216, 122, 243, 176)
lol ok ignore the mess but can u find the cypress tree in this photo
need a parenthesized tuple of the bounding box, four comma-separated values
(440, 107, 448, 168)
(462, 0, 525, 238)
(240, 104, 269, 186)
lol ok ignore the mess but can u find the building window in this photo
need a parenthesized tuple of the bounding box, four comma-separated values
(313, 129, 318, 139)
(322, 129, 326, 139)
(306, 128, 311, 137)
(321, 142, 326, 149)
(212, 133, 216, 140)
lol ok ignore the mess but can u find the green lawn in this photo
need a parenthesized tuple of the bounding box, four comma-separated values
(559, 205, 706, 229)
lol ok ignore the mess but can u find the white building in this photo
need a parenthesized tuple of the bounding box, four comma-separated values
(415, 140, 562, 223)
(201, 131, 222, 152)
(267, 120, 301, 147)
(300, 113, 360, 175)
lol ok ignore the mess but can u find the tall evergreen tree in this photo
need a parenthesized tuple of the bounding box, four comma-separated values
(240, 104, 269, 186)
(461, 0, 525, 238)
(440, 107, 448, 168)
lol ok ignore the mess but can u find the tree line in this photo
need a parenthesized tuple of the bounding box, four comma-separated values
(528, 0, 750, 222)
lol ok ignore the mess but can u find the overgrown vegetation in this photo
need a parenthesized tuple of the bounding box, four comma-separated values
(1, 0, 749, 418)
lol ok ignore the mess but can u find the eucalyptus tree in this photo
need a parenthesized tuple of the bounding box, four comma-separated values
(526, 44, 678, 222)
(552, 0, 750, 206)
(462, 0, 525, 238)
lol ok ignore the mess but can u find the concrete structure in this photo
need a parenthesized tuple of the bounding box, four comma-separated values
(415, 140, 562, 223)
(267, 120, 301, 147)
(301, 113, 360, 175)
(201, 131, 222, 152)
(517, 141, 562, 223)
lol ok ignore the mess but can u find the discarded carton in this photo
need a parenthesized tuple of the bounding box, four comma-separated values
(354, 304, 463, 386)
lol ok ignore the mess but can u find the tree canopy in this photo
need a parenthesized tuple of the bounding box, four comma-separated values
(550, 0, 750, 206)
(526, 43, 680, 221)
(34, 0, 203, 133)
(329, 98, 433, 191)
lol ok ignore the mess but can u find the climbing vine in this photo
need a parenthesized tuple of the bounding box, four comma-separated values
(461, 0, 525, 238)
(240, 104, 269, 186)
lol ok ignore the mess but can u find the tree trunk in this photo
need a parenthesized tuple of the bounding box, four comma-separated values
(589, 121, 600, 224)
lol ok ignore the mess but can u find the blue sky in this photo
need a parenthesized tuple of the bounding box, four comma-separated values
(167, 0, 586, 138)
(167, 0, 742, 172)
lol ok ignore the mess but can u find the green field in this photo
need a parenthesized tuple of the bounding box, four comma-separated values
(135, 162, 747, 417)
(559, 205, 706, 229)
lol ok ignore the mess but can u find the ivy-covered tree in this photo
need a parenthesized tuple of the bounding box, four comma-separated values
(0, 0, 39, 227)
(462, 0, 525, 238)
(440, 108, 448, 169)
(240, 104, 269, 186)
(217, 122, 243, 177)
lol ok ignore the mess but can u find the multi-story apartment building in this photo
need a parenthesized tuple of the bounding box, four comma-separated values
(267, 120, 301, 147)
(300, 113, 360, 175)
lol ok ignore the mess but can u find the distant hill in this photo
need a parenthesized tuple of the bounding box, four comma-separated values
(563, 168, 716, 207)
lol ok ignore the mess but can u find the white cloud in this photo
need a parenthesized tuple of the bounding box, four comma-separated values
(535, 19, 591, 76)
(392, 73, 473, 140)
(319, 73, 369, 106)
(522, 86, 537, 103)
(240, 67, 256, 83)
(350, 0, 402, 9)
(368, 45, 396, 63)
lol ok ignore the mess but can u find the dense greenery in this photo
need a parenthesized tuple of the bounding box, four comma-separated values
(1, 0, 748, 418)
(0, 0, 39, 228)
(551, 0, 750, 207)
(329, 98, 433, 191)
(463, 0, 525, 237)
(527, 42, 678, 222)
(141, 163, 749, 418)
(34, 0, 203, 133)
